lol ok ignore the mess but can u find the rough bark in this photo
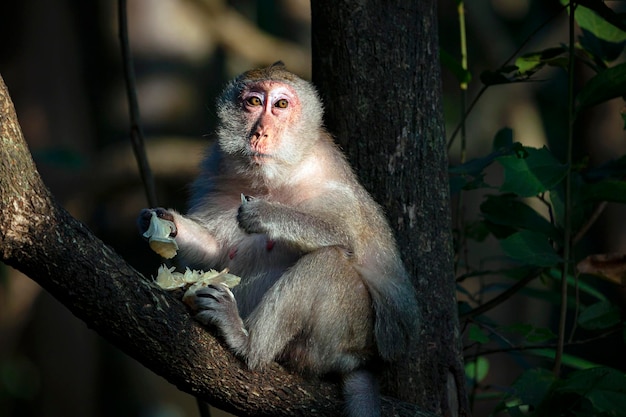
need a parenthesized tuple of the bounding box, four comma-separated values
(0, 74, 438, 416)
(311, 1, 468, 416)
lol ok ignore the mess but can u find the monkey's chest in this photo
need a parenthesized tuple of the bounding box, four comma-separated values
(225, 234, 301, 278)
(224, 234, 301, 318)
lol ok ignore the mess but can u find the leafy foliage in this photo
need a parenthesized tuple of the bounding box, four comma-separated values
(444, 2, 626, 416)
(500, 367, 626, 417)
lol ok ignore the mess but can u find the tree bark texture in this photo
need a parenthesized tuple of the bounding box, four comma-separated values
(311, 2, 468, 416)
(0, 73, 438, 416)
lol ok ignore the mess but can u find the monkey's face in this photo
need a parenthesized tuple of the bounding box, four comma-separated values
(238, 80, 302, 165)
(216, 67, 324, 178)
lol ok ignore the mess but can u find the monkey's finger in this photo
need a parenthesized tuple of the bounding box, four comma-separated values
(154, 207, 175, 223)
(137, 208, 157, 235)
(240, 194, 255, 204)
(186, 284, 232, 304)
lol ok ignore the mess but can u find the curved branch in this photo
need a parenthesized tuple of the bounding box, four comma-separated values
(0, 75, 430, 417)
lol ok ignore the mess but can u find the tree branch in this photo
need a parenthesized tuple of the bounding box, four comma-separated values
(0, 75, 433, 417)
(118, 0, 157, 207)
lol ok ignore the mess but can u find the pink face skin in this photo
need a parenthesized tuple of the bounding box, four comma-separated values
(240, 81, 301, 163)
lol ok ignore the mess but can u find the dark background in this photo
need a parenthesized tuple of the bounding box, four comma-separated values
(0, 1, 624, 416)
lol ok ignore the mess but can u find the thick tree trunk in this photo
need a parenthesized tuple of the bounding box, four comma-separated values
(311, 2, 468, 416)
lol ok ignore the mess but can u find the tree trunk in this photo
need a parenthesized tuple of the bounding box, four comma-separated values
(311, 2, 468, 416)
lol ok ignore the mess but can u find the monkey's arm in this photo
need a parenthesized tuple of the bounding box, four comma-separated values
(139, 208, 228, 266)
(237, 197, 353, 253)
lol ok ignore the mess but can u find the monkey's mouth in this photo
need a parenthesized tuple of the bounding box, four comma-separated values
(250, 151, 273, 164)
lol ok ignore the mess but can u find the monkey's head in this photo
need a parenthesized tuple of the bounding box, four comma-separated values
(215, 62, 324, 174)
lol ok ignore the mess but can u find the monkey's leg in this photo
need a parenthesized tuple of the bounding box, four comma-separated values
(187, 247, 381, 417)
(244, 246, 375, 373)
(185, 246, 374, 372)
(245, 247, 381, 417)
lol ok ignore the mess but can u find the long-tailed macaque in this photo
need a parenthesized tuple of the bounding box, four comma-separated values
(138, 62, 419, 417)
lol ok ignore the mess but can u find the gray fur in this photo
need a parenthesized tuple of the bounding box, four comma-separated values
(139, 63, 419, 416)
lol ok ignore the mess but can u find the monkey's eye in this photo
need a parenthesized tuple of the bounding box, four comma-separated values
(246, 96, 262, 106)
(275, 99, 289, 109)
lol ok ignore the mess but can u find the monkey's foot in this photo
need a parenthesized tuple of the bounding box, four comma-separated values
(183, 284, 234, 313)
(184, 284, 249, 354)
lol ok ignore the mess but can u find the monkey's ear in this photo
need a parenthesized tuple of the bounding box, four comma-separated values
(271, 60, 286, 69)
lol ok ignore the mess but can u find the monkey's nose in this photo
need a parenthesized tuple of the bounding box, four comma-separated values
(252, 130, 269, 142)
(250, 131, 271, 153)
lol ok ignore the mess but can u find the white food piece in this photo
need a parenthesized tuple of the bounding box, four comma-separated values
(154, 264, 241, 291)
(143, 211, 179, 259)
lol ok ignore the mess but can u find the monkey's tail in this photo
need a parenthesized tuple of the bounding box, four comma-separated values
(343, 368, 381, 417)
(355, 257, 420, 361)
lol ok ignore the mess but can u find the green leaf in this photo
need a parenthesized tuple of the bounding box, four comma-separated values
(548, 177, 586, 233)
(500, 230, 563, 267)
(546, 268, 607, 302)
(465, 356, 489, 383)
(577, 61, 626, 112)
(480, 194, 560, 241)
(468, 324, 490, 344)
(578, 301, 620, 330)
(575, 5, 626, 43)
(588, 389, 626, 414)
(582, 180, 626, 203)
(480, 58, 554, 85)
(556, 367, 626, 414)
(515, 54, 546, 76)
(440, 48, 472, 86)
(511, 368, 556, 409)
(449, 141, 521, 194)
(492, 127, 513, 151)
(580, 28, 626, 65)
(450, 152, 505, 177)
(480, 66, 517, 86)
(531, 349, 600, 370)
(500, 323, 556, 343)
(525, 327, 556, 343)
(558, 367, 626, 392)
(515, 47, 568, 75)
(497, 146, 568, 197)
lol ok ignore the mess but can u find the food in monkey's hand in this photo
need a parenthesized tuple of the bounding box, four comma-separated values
(142, 211, 178, 259)
(154, 264, 241, 291)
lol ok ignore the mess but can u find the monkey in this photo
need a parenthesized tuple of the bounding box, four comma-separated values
(138, 62, 419, 417)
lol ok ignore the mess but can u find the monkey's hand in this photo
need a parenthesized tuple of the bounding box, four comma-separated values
(137, 208, 177, 237)
(237, 195, 269, 235)
(183, 284, 249, 357)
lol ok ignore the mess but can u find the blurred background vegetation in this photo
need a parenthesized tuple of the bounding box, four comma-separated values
(0, 1, 624, 416)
